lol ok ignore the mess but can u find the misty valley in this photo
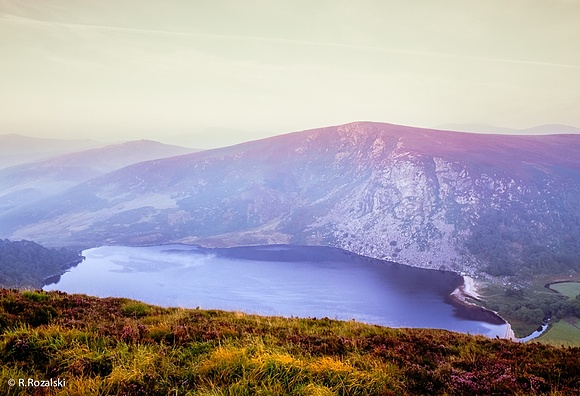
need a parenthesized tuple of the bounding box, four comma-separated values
(43, 244, 508, 338)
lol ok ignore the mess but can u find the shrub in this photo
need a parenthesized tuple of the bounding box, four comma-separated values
(22, 290, 49, 302)
(120, 302, 151, 318)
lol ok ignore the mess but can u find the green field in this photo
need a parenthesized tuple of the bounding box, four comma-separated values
(549, 282, 580, 299)
(536, 318, 580, 347)
(478, 277, 580, 342)
(534, 282, 580, 347)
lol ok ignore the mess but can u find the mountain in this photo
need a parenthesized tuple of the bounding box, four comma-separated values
(160, 127, 269, 149)
(521, 124, 580, 135)
(1, 122, 579, 277)
(0, 134, 104, 169)
(0, 140, 199, 213)
(436, 123, 520, 134)
(438, 123, 580, 135)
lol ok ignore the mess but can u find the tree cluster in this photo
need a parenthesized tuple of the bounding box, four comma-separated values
(465, 189, 580, 277)
(0, 239, 82, 289)
(486, 287, 580, 329)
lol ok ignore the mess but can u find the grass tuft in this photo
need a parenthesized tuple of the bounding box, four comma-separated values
(120, 301, 152, 318)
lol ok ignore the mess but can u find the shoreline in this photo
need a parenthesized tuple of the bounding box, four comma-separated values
(451, 275, 516, 340)
(42, 257, 85, 288)
(450, 275, 482, 305)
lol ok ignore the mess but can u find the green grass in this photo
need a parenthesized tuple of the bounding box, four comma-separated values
(478, 277, 580, 339)
(548, 282, 580, 299)
(1, 289, 579, 395)
(536, 319, 580, 348)
(120, 300, 152, 318)
(535, 281, 580, 347)
(21, 290, 49, 302)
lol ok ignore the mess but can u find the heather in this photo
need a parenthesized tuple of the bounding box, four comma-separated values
(1, 289, 579, 395)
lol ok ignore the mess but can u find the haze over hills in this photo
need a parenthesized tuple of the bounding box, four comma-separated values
(160, 127, 271, 149)
(0, 122, 579, 277)
(0, 134, 105, 169)
(0, 140, 199, 213)
(436, 123, 580, 135)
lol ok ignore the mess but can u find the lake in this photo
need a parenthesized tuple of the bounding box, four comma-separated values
(44, 244, 508, 337)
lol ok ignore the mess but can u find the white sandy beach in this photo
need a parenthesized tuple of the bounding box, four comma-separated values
(462, 276, 481, 300)
(503, 323, 516, 340)
(451, 275, 481, 303)
(452, 275, 517, 340)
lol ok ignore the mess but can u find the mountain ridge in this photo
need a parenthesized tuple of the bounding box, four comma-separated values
(436, 123, 580, 135)
(0, 134, 104, 169)
(0, 140, 199, 214)
(1, 122, 579, 277)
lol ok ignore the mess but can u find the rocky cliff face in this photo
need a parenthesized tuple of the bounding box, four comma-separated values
(1, 122, 579, 276)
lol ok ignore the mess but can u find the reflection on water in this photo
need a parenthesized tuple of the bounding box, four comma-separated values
(44, 244, 508, 338)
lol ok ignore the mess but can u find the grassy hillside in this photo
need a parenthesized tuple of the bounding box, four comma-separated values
(1, 289, 579, 395)
(537, 319, 580, 348)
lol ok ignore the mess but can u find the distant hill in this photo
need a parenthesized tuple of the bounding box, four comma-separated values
(34, 139, 200, 173)
(0, 140, 199, 213)
(0, 134, 103, 169)
(521, 124, 580, 134)
(437, 123, 580, 135)
(161, 127, 269, 149)
(1, 121, 579, 278)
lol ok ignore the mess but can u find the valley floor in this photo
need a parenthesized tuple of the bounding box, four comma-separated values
(469, 276, 580, 345)
(537, 318, 580, 347)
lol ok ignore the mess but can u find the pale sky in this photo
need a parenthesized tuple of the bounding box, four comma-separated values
(1, 0, 579, 147)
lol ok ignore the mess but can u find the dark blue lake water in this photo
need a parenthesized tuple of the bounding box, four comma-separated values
(44, 244, 508, 337)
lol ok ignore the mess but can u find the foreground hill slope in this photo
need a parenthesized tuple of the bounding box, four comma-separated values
(1, 122, 579, 276)
(1, 289, 578, 395)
